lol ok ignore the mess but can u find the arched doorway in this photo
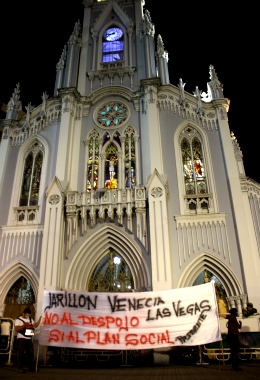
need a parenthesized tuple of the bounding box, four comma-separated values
(57, 250, 138, 366)
(193, 269, 229, 314)
(4, 276, 36, 319)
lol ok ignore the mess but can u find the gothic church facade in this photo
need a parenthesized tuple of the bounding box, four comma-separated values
(0, 0, 259, 324)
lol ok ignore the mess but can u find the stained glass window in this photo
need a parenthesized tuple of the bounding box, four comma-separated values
(102, 26, 124, 62)
(86, 123, 137, 192)
(20, 141, 43, 206)
(105, 143, 118, 189)
(96, 102, 128, 128)
(87, 131, 99, 192)
(181, 134, 208, 196)
(124, 127, 136, 188)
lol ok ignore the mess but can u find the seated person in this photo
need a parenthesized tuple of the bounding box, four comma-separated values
(242, 302, 257, 318)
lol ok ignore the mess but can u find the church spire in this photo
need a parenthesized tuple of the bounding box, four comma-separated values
(207, 64, 224, 99)
(156, 35, 169, 85)
(6, 83, 22, 120)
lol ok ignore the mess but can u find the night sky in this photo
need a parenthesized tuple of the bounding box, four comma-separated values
(0, 1, 257, 182)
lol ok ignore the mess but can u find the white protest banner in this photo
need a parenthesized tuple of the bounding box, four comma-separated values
(39, 281, 221, 350)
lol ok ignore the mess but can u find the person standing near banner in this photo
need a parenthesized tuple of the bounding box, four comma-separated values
(14, 307, 42, 373)
(221, 308, 242, 371)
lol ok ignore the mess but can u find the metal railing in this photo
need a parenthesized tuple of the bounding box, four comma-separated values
(0, 317, 15, 365)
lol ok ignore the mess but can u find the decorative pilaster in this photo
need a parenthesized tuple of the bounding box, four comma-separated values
(147, 169, 172, 290)
(37, 177, 65, 315)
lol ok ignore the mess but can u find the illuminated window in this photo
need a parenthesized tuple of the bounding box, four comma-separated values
(102, 26, 124, 62)
(95, 101, 128, 128)
(86, 130, 99, 192)
(105, 143, 118, 189)
(182, 137, 207, 195)
(86, 121, 138, 192)
(181, 128, 209, 211)
(124, 127, 136, 188)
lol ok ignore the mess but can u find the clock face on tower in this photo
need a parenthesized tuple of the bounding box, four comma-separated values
(104, 27, 123, 41)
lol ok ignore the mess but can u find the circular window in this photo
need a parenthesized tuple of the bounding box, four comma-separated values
(94, 101, 129, 129)
(104, 27, 123, 41)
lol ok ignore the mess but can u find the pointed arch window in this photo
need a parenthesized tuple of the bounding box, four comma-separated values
(105, 143, 118, 189)
(124, 127, 136, 188)
(182, 136, 207, 194)
(86, 123, 138, 192)
(86, 130, 100, 192)
(88, 250, 134, 292)
(20, 141, 43, 206)
(181, 127, 210, 212)
(102, 26, 124, 63)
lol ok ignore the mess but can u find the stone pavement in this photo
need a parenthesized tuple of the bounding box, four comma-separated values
(1, 360, 260, 380)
